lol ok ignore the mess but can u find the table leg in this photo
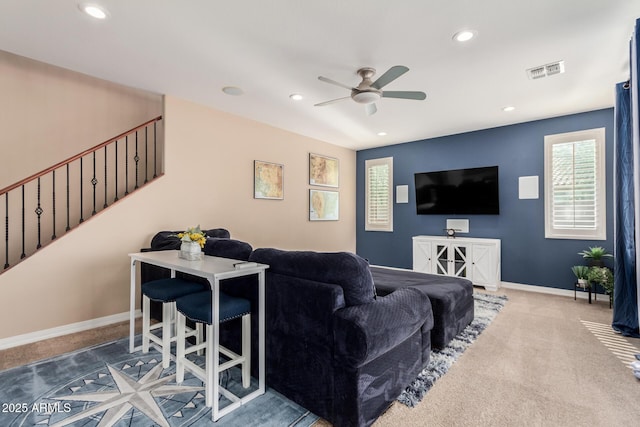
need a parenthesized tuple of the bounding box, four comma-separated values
(211, 277, 221, 420)
(258, 270, 265, 394)
(129, 259, 137, 353)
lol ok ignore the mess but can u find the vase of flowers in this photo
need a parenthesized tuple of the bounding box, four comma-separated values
(177, 225, 206, 260)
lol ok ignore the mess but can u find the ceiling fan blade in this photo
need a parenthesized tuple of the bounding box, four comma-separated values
(365, 103, 377, 116)
(382, 91, 426, 100)
(318, 76, 354, 90)
(314, 96, 351, 107)
(370, 65, 409, 89)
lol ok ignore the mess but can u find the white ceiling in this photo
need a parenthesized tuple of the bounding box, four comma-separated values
(1, 1, 638, 150)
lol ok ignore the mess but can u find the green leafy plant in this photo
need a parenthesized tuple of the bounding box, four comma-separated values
(578, 246, 613, 261)
(587, 266, 614, 295)
(571, 265, 590, 280)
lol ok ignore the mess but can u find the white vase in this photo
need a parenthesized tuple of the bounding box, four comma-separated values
(179, 241, 203, 260)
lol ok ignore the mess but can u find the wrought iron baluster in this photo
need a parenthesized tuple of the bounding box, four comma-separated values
(79, 157, 84, 223)
(66, 164, 70, 231)
(91, 152, 97, 216)
(103, 146, 108, 209)
(134, 131, 140, 190)
(35, 177, 43, 249)
(125, 135, 129, 195)
(4, 193, 9, 269)
(153, 121, 158, 178)
(52, 170, 57, 240)
(114, 139, 119, 202)
(21, 185, 25, 259)
(144, 126, 149, 184)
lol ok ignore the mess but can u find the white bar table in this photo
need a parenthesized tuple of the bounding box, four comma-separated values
(128, 250, 268, 421)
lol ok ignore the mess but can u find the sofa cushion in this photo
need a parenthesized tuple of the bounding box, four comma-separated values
(149, 228, 231, 250)
(204, 238, 252, 261)
(249, 248, 376, 306)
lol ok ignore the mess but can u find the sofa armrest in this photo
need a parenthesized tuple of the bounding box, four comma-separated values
(333, 287, 433, 368)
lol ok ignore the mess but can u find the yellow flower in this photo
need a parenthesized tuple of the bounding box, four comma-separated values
(174, 225, 207, 248)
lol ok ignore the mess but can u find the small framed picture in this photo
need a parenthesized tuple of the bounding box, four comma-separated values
(309, 153, 339, 187)
(254, 160, 284, 200)
(309, 189, 339, 221)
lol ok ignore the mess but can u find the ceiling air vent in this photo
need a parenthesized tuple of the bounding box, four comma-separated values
(526, 61, 565, 80)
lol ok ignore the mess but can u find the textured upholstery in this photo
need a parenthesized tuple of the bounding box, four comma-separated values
(141, 278, 208, 302)
(204, 238, 252, 261)
(248, 248, 434, 427)
(249, 248, 376, 306)
(370, 266, 474, 349)
(176, 290, 250, 324)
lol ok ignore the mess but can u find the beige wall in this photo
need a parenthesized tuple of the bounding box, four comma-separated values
(0, 50, 162, 188)
(0, 91, 356, 340)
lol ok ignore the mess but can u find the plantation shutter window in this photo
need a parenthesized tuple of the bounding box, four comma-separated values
(544, 128, 606, 240)
(365, 157, 393, 231)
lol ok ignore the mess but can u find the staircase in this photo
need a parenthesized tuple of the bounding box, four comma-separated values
(1, 116, 163, 273)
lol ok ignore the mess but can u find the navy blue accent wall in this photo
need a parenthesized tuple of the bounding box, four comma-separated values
(356, 108, 614, 290)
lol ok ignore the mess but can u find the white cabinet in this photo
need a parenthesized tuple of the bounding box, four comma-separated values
(412, 235, 501, 291)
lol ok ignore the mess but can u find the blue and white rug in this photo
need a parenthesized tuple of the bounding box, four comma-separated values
(0, 338, 318, 427)
(398, 292, 508, 407)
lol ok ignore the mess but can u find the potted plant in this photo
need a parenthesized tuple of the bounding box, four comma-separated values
(578, 246, 613, 267)
(588, 266, 614, 296)
(572, 265, 591, 288)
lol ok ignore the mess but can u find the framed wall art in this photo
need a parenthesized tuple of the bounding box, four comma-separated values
(309, 189, 339, 221)
(309, 153, 339, 187)
(254, 160, 284, 200)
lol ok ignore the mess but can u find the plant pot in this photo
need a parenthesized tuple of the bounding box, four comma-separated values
(577, 279, 589, 289)
(179, 241, 203, 261)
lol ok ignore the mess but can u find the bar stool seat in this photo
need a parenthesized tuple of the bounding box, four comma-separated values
(175, 290, 252, 409)
(141, 278, 208, 368)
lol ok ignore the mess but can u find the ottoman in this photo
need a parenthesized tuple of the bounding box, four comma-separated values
(370, 266, 474, 349)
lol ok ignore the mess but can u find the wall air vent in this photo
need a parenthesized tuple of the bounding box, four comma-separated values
(527, 61, 565, 80)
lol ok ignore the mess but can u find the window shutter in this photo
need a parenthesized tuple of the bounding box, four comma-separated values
(551, 140, 597, 230)
(544, 128, 605, 240)
(365, 157, 393, 231)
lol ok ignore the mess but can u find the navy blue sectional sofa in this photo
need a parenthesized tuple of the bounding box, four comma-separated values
(139, 233, 476, 427)
(248, 248, 434, 427)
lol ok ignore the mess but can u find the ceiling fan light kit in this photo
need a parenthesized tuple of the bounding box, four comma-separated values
(315, 65, 426, 115)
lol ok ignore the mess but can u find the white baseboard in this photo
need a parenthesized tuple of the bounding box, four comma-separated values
(0, 310, 142, 350)
(500, 281, 607, 301)
(371, 265, 604, 302)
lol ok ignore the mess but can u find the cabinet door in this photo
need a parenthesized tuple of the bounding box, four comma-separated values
(471, 243, 495, 287)
(434, 243, 449, 276)
(450, 243, 469, 278)
(413, 240, 433, 273)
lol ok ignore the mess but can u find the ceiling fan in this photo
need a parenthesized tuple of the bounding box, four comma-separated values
(315, 65, 426, 115)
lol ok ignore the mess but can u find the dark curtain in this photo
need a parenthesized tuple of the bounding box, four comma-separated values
(612, 18, 640, 337)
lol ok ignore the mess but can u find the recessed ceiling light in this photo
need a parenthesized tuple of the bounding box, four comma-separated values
(453, 30, 476, 42)
(79, 3, 109, 19)
(377, 132, 387, 136)
(289, 93, 303, 101)
(502, 106, 516, 112)
(222, 86, 244, 96)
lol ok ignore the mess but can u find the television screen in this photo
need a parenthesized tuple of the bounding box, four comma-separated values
(414, 166, 499, 215)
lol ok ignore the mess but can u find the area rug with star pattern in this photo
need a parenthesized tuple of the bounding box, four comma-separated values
(0, 337, 318, 427)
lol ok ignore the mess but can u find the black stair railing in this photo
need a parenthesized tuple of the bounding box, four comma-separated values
(1, 116, 163, 273)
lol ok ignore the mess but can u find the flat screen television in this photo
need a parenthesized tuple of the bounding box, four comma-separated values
(414, 166, 499, 215)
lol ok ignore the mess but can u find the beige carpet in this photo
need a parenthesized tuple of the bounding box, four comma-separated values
(369, 288, 640, 427)
(1, 288, 639, 426)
